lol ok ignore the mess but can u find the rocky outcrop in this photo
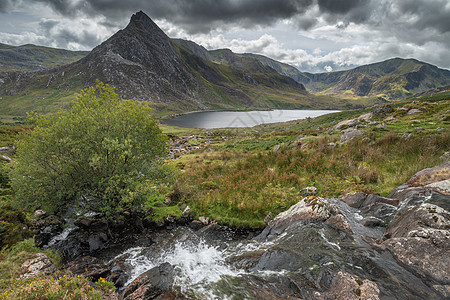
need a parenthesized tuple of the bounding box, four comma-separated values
(119, 263, 174, 300)
(20, 253, 57, 279)
(256, 196, 334, 240)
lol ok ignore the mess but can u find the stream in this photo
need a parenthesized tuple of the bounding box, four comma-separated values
(99, 197, 442, 299)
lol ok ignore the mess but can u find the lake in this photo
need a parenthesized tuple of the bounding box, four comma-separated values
(161, 109, 340, 129)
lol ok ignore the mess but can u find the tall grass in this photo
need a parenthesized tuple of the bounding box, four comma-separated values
(179, 132, 449, 227)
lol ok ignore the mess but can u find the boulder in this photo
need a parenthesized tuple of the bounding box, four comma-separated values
(405, 162, 449, 187)
(20, 253, 57, 279)
(120, 263, 174, 300)
(372, 104, 394, 117)
(340, 128, 363, 143)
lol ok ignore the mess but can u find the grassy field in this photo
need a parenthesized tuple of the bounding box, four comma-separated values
(0, 91, 448, 298)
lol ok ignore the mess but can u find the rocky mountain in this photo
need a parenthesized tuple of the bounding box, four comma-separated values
(0, 43, 87, 71)
(1, 11, 321, 117)
(246, 54, 450, 100)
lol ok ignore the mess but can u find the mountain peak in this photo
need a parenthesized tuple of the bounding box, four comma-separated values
(126, 10, 162, 35)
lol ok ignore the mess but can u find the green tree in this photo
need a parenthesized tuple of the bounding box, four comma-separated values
(8, 82, 168, 216)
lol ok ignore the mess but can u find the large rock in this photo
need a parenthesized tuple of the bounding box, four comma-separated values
(380, 203, 450, 296)
(340, 128, 363, 143)
(256, 196, 334, 240)
(120, 262, 174, 300)
(405, 162, 450, 188)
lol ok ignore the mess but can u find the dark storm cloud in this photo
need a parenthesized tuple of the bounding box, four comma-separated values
(0, 0, 13, 12)
(29, 0, 318, 33)
(397, 0, 450, 33)
(4, 0, 450, 37)
(318, 0, 367, 14)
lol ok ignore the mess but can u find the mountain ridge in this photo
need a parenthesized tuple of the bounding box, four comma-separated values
(1, 11, 449, 119)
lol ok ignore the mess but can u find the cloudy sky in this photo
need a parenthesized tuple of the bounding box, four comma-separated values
(0, 0, 449, 73)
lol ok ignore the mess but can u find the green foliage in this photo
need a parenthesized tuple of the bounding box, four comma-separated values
(8, 82, 168, 217)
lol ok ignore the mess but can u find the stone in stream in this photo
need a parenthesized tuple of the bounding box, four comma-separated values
(120, 262, 174, 300)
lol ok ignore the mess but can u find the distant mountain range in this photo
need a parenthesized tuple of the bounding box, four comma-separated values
(1, 11, 449, 118)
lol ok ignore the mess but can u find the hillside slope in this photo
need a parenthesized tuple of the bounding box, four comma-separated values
(0, 43, 87, 71)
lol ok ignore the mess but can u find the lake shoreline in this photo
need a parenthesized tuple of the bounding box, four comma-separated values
(160, 109, 341, 129)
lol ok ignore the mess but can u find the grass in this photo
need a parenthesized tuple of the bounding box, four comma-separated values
(169, 98, 449, 227)
(0, 239, 116, 300)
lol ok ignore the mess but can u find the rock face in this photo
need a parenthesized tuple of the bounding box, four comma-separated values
(120, 263, 174, 300)
(379, 203, 450, 297)
(249, 161, 450, 299)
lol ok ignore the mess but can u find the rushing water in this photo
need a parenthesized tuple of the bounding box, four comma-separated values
(108, 196, 444, 299)
(161, 109, 340, 128)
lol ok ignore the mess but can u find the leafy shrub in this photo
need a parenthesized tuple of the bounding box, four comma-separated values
(8, 82, 169, 218)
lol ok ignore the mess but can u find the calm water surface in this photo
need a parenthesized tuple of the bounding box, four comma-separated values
(162, 110, 340, 129)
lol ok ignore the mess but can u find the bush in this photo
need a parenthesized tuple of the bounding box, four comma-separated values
(8, 82, 168, 217)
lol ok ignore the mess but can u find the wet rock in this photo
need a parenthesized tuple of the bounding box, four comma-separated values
(341, 128, 363, 143)
(106, 265, 129, 288)
(415, 127, 425, 131)
(88, 233, 108, 252)
(20, 253, 57, 279)
(362, 217, 383, 227)
(256, 196, 332, 240)
(313, 271, 380, 300)
(66, 256, 110, 281)
(32, 215, 64, 247)
(120, 262, 174, 300)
